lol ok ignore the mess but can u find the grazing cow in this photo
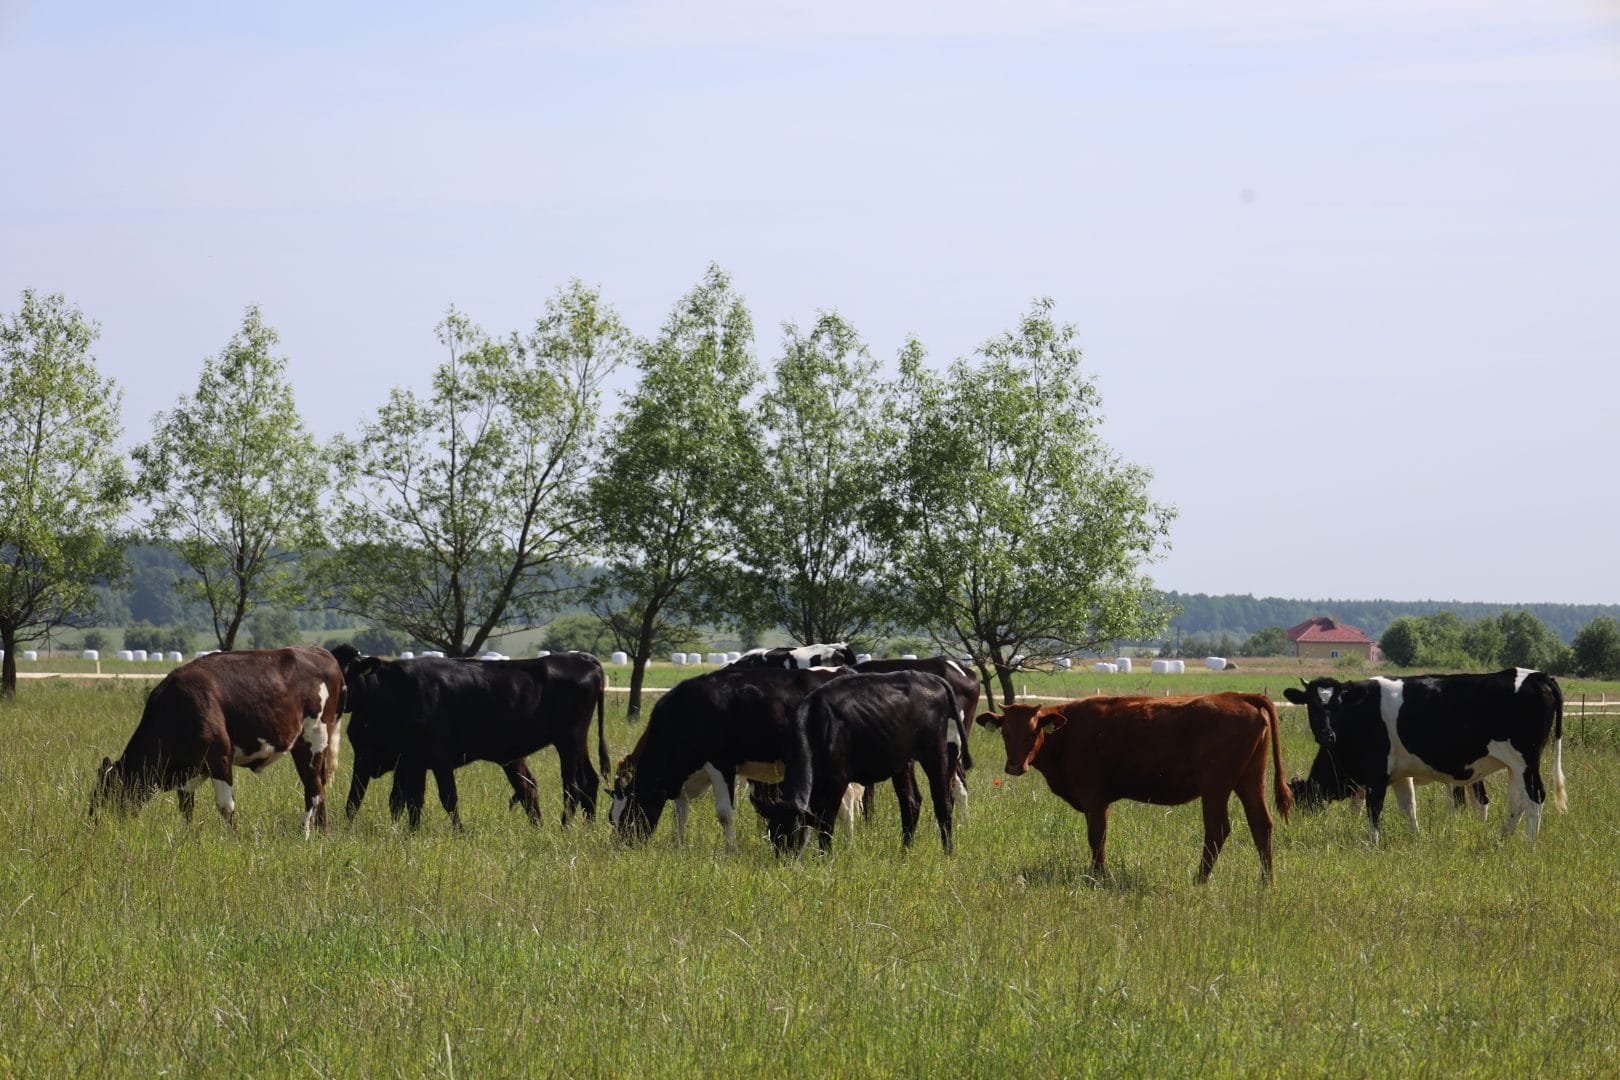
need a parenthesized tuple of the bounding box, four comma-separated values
(611, 665, 851, 845)
(977, 693, 1292, 883)
(764, 670, 969, 853)
(89, 646, 343, 837)
(1290, 745, 1488, 819)
(855, 656, 979, 811)
(332, 646, 609, 829)
(1281, 668, 1565, 842)
(729, 643, 859, 670)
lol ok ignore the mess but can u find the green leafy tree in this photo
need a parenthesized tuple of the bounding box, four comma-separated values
(133, 307, 327, 650)
(540, 613, 615, 655)
(889, 299, 1175, 705)
(1497, 610, 1562, 670)
(350, 626, 408, 656)
(1241, 626, 1289, 657)
(583, 265, 759, 719)
(1571, 617, 1620, 678)
(246, 607, 300, 649)
(1379, 617, 1425, 667)
(730, 313, 894, 645)
(1462, 616, 1505, 668)
(329, 281, 627, 656)
(0, 290, 129, 697)
(1417, 610, 1469, 667)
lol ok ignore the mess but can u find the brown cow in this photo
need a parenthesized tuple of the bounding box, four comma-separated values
(977, 693, 1292, 883)
(90, 647, 344, 837)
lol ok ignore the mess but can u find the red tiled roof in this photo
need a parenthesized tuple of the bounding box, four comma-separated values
(1287, 616, 1373, 644)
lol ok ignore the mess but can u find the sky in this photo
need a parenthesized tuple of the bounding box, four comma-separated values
(4, 1, 1619, 606)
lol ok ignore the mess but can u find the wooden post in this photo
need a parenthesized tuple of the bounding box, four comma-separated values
(1581, 694, 1587, 744)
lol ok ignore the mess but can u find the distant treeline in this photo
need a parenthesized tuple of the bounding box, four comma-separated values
(1161, 593, 1620, 647)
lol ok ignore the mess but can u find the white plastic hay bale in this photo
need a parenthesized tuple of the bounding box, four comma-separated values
(422, 650, 445, 659)
(706, 652, 726, 665)
(611, 651, 628, 665)
(399, 651, 415, 660)
(534, 650, 550, 658)
(194, 650, 218, 659)
(151, 652, 167, 662)
(671, 652, 686, 665)
(855, 653, 873, 664)
(726, 651, 741, 664)
(1010, 654, 1026, 668)
(1205, 656, 1226, 670)
(21, 650, 38, 662)
(1055, 657, 1072, 671)
(131, 650, 147, 662)
(900, 653, 919, 661)
(1092, 661, 1117, 674)
(477, 650, 507, 660)
(1115, 657, 1132, 673)
(1171, 660, 1186, 674)
(1151, 659, 1170, 674)
(117, 650, 135, 661)
(166, 651, 184, 662)
(83, 649, 100, 661)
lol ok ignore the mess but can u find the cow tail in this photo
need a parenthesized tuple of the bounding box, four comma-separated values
(1266, 697, 1293, 822)
(321, 675, 342, 790)
(949, 689, 972, 772)
(1551, 676, 1568, 813)
(596, 681, 611, 778)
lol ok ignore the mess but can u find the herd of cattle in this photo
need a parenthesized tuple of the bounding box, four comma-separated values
(87, 642, 1568, 882)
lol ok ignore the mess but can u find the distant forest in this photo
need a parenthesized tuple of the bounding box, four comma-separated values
(1161, 592, 1620, 649)
(94, 546, 1618, 651)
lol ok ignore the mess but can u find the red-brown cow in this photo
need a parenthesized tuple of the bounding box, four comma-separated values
(90, 647, 344, 837)
(977, 693, 1292, 883)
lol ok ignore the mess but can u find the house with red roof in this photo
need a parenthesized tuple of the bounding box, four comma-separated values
(1287, 616, 1379, 662)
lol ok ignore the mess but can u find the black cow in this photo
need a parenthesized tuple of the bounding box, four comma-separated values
(728, 643, 858, 669)
(1282, 668, 1565, 842)
(854, 656, 978, 815)
(764, 670, 969, 854)
(332, 646, 609, 829)
(90, 646, 344, 836)
(610, 665, 851, 846)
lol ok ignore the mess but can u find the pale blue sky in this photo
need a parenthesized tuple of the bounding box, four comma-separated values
(4, 2, 1618, 604)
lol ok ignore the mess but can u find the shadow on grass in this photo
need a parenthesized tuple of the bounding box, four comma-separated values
(1013, 858, 1155, 893)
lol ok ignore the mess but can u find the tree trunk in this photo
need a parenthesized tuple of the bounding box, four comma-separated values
(627, 656, 648, 722)
(1, 624, 16, 699)
(996, 663, 1017, 707)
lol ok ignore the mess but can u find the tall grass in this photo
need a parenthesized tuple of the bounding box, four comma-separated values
(2, 679, 1617, 1076)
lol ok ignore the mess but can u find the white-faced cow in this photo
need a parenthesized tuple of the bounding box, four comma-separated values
(728, 643, 859, 670)
(332, 646, 609, 830)
(762, 670, 969, 854)
(1282, 668, 1566, 843)
(978, 693, 1292, 883)
(89, 646, 344, 837)
(610, 665, 851, 846)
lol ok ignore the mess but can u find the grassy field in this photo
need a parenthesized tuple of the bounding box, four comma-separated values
(3, 670, 1619, 1076)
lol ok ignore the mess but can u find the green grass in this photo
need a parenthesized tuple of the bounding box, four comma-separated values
(2, 677, 1619, 1076)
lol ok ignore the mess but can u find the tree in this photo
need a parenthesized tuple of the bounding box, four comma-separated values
(133, 306, 327, 651)
(1379, 617, 1425, 667)
(246, 607, 300, 649)
(730, 313, 894, 645)
(584, 265, 759, 719)
(1571, 617, 1620, 678)
(329, 281, 627, 656)
(890, 299, 1175, 705)
(540, 613, 616, 655)
(0, 290, 129, 698)
(1497, 610, 1562, 670)
(1241, 626, 1289, 657)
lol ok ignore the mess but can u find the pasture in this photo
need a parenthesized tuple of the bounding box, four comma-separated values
(3, 671, 1618, 1076)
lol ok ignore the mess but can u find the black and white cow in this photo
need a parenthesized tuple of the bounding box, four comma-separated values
(854, 656, 978, 813)
(332, 646, 609, 829)
(1282, 668, 1565, 842)
(1290, 744, 1488, 820)
(90, 646, 344, 837)
(763, 670, 969, 854)
(610, 665, 851, 846)
(728, 643, 859, 670)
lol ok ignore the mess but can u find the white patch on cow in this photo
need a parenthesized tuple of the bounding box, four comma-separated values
(232, 739, 283, 768)
(213, 779, 235, 817)
(329, 718, 341, 761)
(181, 773, 208, 794)
(1553, 737, 1567, 813)
(302, 715, 329, 758)
(807, 665, 844, 673)
(1514, 667, 1534, 692)
(1317, 686, 1332, 705)
(301, 793, 323, 838)
(951, 773, 969, 815)
(1480, 739, 1535, 839)
(704, 763, 738, 848)
(609, 790, 628, 827)
(944, 660, 967, 679)
(945, 714, 962, 749)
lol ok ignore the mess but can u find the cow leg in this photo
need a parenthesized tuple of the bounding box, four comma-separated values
(557, 753, 586, 826)
(393, 761, 428, 830)
(177, 773, 206, 822)
(892, 768, 922, 848)
(1197, 794, 1232, 882)
(206, 747, 237, 831)
(1470, 781, 1490, 821)
(290, 741, 328, 839)
(346, 771, 372, 821)
(704, 765, 741, 849)
(504, 760, 542, 825)
(1363, 782, 1388, 845)
(1393, 777, 1419, 833)
(840, 784, 864, 839)
(432, 767, 463, 831)
(917, 751, 955, 854)
(1084, 807, 1109, 878)
(1235, 783, 1276, 885)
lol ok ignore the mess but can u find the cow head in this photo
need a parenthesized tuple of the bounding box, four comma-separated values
(976, 703, 1066, 776)
(87, 756, 143, 819)
(1282, 677, 1371, 748)
(609, 765, 665, 843)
